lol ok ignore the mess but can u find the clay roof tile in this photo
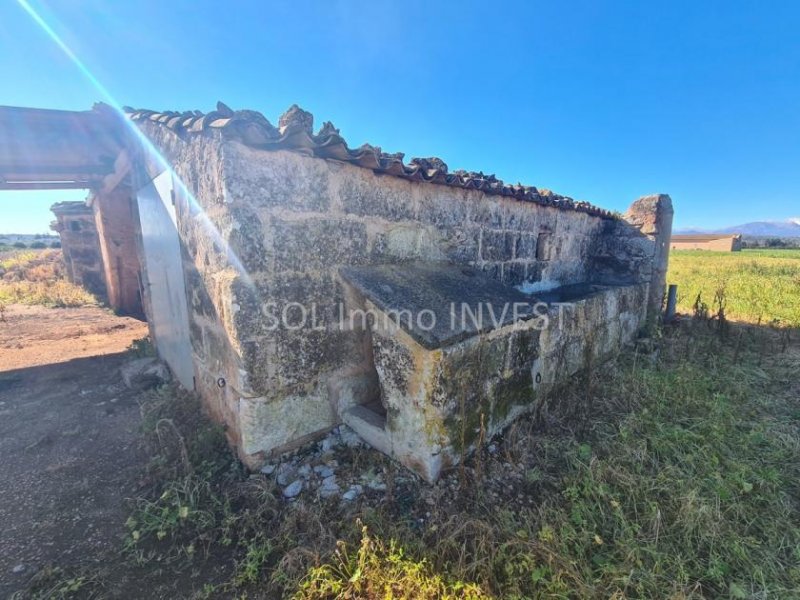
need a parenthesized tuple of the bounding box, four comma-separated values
(123, 105, 614, 218)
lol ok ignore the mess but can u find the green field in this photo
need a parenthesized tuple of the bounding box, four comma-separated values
(668, 249, 800, 327)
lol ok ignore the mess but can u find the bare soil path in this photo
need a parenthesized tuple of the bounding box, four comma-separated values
(0, 305, 149, 598)
(0, 304, 148, 370)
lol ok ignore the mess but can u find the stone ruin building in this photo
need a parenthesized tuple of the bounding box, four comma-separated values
(50, 201, 108, 303)
(1, 102, 673, 482)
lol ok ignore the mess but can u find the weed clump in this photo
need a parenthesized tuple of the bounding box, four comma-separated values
(296, 525, 489, 599)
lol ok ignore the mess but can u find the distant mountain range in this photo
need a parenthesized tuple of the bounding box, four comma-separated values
(675, 218, 800, 238)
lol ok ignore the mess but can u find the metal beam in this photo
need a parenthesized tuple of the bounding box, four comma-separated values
(0, 164, 111, 175)
(0, 181, 97, 190)
(0, 104, 124, 191)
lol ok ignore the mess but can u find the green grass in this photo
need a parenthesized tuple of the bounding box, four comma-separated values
(112, 322, 800, 599)
(738, 248, 800, 259)
(15, 248, 799, 599)
(342, 329, 800, 598)
(668, 249, 800, 327)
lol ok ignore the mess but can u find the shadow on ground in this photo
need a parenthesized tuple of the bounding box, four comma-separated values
(0, 353, 148, 597)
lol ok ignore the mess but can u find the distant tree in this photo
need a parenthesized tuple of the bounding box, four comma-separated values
(766, 238, 787, 248)
(12, 242, 26, 249)
(50, 241, 62, 249)
(29, 241, 47, 249)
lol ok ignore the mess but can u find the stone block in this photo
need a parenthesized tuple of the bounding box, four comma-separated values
(504, 261, 528, 286)
(238, 391, 336, 457)
(272, 217, 368, 272)
(369, 226, 421, 262)
(339, 174, 416, 221)
(363, 309, 545, 481)
(537, 231, 555, 261)
(436, 226, 480, 263)
(506, 327, 540, 371)
(120, 357, 171, 391)
(525, 262, 544, 284)
(515, 233, 538, 260)
(482, 230, 516, 261)
(478, 261, 503, 283)
(224, 143, 331, 212)
(189, 317, 206, 359)
(469, 199, 503, 229)
(228, 206, 270, 273)
(418, 190, 469, 229)
(502, 201, 540, 231)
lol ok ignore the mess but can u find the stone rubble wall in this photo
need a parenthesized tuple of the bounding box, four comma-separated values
(140, 122, 664, 467)
(50, 202, 108, 301)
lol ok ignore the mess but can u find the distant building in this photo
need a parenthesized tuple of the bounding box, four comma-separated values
(670, 234, 742, 252)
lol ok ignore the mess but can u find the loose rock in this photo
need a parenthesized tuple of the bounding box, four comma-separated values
(314, 465, 334, 478)
(120, 357, 170, 390)
(276, 463, 297, 486)
(282, 480, 303, 498)
(320, 475, 340, 498)
(342, 484, 363, 501)
(338, 426, 363, 448)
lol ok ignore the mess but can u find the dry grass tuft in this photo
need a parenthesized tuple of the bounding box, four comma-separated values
(0, 249, 97, 308)
(295, 525, 489, 599)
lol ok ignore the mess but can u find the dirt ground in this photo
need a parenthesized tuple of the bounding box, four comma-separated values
(0, 304, 148, 371)
(0, 305, 150, 597)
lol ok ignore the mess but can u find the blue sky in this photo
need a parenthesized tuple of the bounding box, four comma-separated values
(1, 0, 798, 233)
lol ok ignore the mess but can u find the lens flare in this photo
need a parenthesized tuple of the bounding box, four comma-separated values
(16, 0, 254, 288)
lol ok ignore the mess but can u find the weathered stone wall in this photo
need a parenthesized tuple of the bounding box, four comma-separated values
(50, 201, 108, 300)
(623, 194, 673, 326)
(136, 127, 252, 453)
(140, 122, 667, 468)
(353, 282, 648, 482)
(90, 185, 144, 317)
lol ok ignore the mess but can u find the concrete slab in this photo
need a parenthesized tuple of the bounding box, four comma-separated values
(340, 262, 539, 350)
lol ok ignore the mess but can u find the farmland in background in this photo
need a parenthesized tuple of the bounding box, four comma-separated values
(667, 249, 800, 327)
